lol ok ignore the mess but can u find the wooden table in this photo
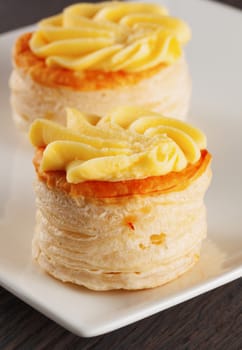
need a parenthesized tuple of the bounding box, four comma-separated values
(1, 1, 241, 349)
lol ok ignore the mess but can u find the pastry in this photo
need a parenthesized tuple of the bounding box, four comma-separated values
(29, 106, 212, 290)
(10, 2, 192, 130)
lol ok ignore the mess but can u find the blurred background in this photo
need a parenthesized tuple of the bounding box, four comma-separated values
(0, 0, 241, 33)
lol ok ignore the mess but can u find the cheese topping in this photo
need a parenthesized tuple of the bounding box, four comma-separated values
(29, 2, 191, 72)
(29, 107, 206, 183)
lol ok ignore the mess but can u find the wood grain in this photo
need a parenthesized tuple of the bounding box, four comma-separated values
(1, 0, 242, 349)
(0, 279, 241, 349)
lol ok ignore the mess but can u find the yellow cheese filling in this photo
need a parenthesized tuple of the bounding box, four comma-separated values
(29, 107, 206, 183)
(30, 1, 191, 72)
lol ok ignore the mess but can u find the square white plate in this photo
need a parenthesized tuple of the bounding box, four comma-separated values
(0, 0, 242, 338)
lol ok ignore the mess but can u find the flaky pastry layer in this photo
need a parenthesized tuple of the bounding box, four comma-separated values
(11, 33, 191, 130)
(32, 162, 211, 290)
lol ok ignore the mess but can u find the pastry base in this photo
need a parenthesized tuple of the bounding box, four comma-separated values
(10, 57, 191, 131)
(32, 166, 211, 290)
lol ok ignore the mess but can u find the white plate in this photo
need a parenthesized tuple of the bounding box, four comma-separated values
(0, 0, 242, 338)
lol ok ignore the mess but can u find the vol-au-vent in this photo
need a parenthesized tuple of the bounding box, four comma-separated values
(30, 106, 212, 290)
(10, 1, 192, 130)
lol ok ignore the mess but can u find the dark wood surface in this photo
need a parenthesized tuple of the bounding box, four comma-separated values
(0, 279, 241, 349)
(1, 1, 242, 349)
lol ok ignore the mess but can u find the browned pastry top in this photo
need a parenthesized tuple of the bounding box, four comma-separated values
(33, 148, 211, 199)
(14, 33, 168, 91)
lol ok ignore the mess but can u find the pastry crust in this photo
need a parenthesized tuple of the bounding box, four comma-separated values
(13, 33, 169, 91)
(10, 34, 191, 130)
(33, 148, 211, 199)
(32, 163, 211, 290)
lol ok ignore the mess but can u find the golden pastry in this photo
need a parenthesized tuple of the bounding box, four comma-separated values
(29, 106, 212, 290)
(10, 2, 191, 130)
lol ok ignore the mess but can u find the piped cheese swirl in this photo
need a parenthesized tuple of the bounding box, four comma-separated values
(29, 107, 206, 183)
(29, 2, 191, 72)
